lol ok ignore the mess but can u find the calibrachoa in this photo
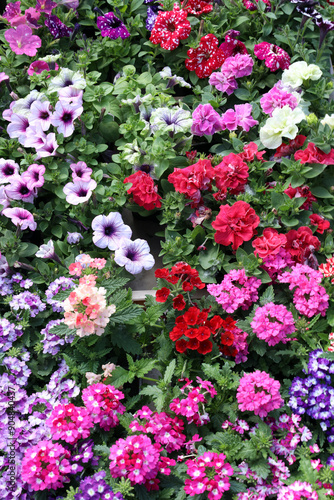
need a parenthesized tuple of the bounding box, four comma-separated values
(237, 371, 284, 417)
(82, 383, 125, 431)
(184, 452, 234, 499)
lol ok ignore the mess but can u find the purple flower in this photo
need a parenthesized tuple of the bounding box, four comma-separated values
(0, 318, 23, 352)
(97, 12, 130, 39)
(70, 161, 92, 182)
(10, 292, 46, 318)
(209, 72, 238, 95)
(45, 277, 75, 312)
(114, 238, 155, 274)
(314, 17, 334, 49)
(234, 103, 258, 132)
(35, 240, 62, 266)
(67, 231, 83, 244)
(0, 186, 10, 211)
(4, 175, 35, 203)
(146, 5, 161, 31)
(7, 113, 30, 144)
(74, 471, 124, 500)
(63, 179, 97, 205)
(29, 100, 52, 131)
(35, 132, 58, 158)
(50, 101, 83, 137)
(21, 163, 45, 190)
(35, 0, 57, 14)
(0, 159, 20, 184)
(191, 103, 223, 137)
(45, 15, 73, 39)
(91, 212, 132, 250)
(58, 86, 83, 105)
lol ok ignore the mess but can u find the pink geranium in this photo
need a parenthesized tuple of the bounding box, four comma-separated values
(5, 25, 42, 57)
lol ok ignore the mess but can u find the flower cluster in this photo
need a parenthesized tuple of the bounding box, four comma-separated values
(155, 261, 205, 301)
(217, 317, 249, 363)
(0, 317, 23, 351)
(237, 371, 284, 417)
(207, 268, 261, 313)
(45, 276, 75, 312)
(46, 403, 93, 444)
(81, 383, 125, 431)
(9, 290, 46, 318)
(75, 471, 124, 500)
(40, 318, 75, 355)
(168, 158, 215, 203)
(184, 452, 234, 499)
(170, 378, 217, 426)
(129, 406, 186, 452)
(251, 303, 296, 346)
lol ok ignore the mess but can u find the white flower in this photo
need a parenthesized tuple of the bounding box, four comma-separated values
(39, 54, 62, 63)
(281, 61, 322, 89)
(36, 240, 55, 259)
(48, 68, 86, 94)
(259, 105, 305, 149)
(12, 90, 47, 117)
(159, 66, 191, 88)
(321, 114, 334, 130)
(150, 107, 192, 134)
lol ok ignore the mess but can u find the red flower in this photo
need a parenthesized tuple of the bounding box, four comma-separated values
(243, 0, 271, 10)
(252, 228, 287, 259)
(175, 339, 188, 353)
(170, 327, 184, 341)
(212, 201, 260, 251)
(284, 185, 317, 211)
(274, 135, 307, 159)
(183, 306, 200, 325)
(150, 5, 191, 51)
(196, 326, 211, 341)
(182, 281, 193, 292)
(185, 328, 199, 339)
(309, 214, 330, 234)
(156, 287, 171, 303)
(239, 142, 266, 162)
(184, 0, 213, 15)
(219, 31, 248, 58)
(221, 330, 235, 346)
(214, 153, 249, 195)
(185, 34, 226, 79)
(168, 159, 214, 203)
(155, 268, 170, 279)
(285, 226, 321, 263)
(197, 339, 213, 354)
(173, 294, 186, 311)
(124, 171, 162, 211)
(187, 338, 200, 350)
(294, 142, 334, 165)
(254, 42, 290, 72)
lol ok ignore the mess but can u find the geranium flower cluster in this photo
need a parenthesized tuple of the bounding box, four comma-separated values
(207, 268, 261, 313)
(184, 451, 234, 499)
(82, 382, 125, 431)
(209, 52, 253, 95)
(46, 403, 93, 444)
(129, 406, 186, 452)
(237, 370, 284, 417)
(170, 377, 217, 426)
(251, 302, 296, 346)
(109, 434, 175, 490)
(279, 264, 329, 317)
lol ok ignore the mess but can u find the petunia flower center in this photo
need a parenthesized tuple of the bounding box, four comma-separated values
(104, 225, 115, 236)
(126, 250, 137, 261)
(77, 189, 88, 197)
(4, 166, 14, 176)
(40, 111, 50, 120)
(62, 112, 73, 123)
(20, 186, 30, 195)
(166, 21, 176, 32)
(108, 17, 122, 28)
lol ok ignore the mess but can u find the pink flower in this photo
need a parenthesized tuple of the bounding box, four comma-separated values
(251, 302, 296, 346)
(220, 109, 238, 130)
(209, 72, 238, 95)
(70, 161, 92, 182)
(63, 179, 97, 205)
(21, 163, 45, 189)
(0, 73, 9, 84)
(2, 207, 37, 231)
(254, 42, 290, 72)
(50, 101, 83, 137)
(46, 403, 93, 444)
(29, 100, 52, 131)
(221, 53, 254, 78)
(237, 370, 284, 417)
(260, 85, 298, 116)
(82, 383, 125, 431)
(27, 60, 59, 76)
(234, 103, 258, 132)
(4, 25, 42, 57)
(191, 104, 222, 136)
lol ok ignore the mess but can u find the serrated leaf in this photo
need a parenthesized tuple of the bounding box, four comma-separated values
(110, 329, 142, 355)
(260, 285, 275, 305)
(108, 366, 134, 387)
(164, 359, 176, 384)
(100, 277, 130, 294)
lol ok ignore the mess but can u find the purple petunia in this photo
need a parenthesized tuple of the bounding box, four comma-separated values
(45, 14, 73, 39)
(5, 175, 36, 203)
(0, 159, 20, 184)
(50, 101, 83, 137)
(114, 238, 155, 274)
(2, 207, 37, 231)
(97, 12, 130, 39)
(91, 212, 132, 250)
(63, 179, 97, 205)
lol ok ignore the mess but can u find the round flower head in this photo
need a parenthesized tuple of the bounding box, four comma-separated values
(82, 383, 125, 431)
(97, 11, 130, 39)
(251, 303, 296, 346)
(191, 103, 222, 136)
(237, 370, 284, 417)
(254, 42, 290, 72)
(50, 100, 83, 137)
(150, 5, 191, 50)
(46, 403, 93, 444)
(114, 238, 155, 274)
(92, 212, 132, 250)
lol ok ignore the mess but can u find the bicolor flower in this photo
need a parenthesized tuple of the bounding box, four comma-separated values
(5, 175, 36, 203)
(150, 107, 192, 135)
(48, 68, 86, 93)
(0, 160, 20, 184)
(91, 212, 132, 250)
(50, 101, 83, 137)
(114, 238, 155, 274)
(63, 179, 97, 205)
(97, 11, 130, 39)
(2, 207, 37, 231)
(29, 100, 52, 131)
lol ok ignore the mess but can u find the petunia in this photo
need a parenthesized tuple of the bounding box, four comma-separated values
(67, 232, 83, 244)
(12, 90, 47, 117)
(29, 100, 52, 131)
(91, 212, 132, 250)
(2, 207, 37, 231)
(185, 34, 226, 79)
(35, 0, 57, 14)
(260, 106, 305, 149)
(5, 175, 36, 203)
(159, 66, 191, 88)
(97, 11, 130, 39)
(150, 5, 191, 51)
(21, 164, 45, 190)
(50, 101, 83, 137)
(45, 15, 73, 39)
(0, 160, 20, 184)
(150, 107, 192, 135)
(7, 114, 30, 144)
(34, 132, 59, 159)
(63, 179, 97, 205)
(70, 161, 92, 182)
(48, 68, 86, 93)
(4, 25, 41, 57)
(114, 238, 155, 274)
(58, 87, 83, 106)
(254, 42, 290, 72)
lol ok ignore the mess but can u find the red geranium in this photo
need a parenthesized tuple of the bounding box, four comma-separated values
(254, 42, 290, 72)
(185, 34, 226, 79)
(150, 5, 191, 51)
(284, 226, 321, 263)
(252, 228, 287, 259)
(168, 159, 214, 204)
(294, 142, 334, 165)
(214, 153, 249, 195)
(184, 0, 213, 16)
(274, 135, 307, 159)
(212, 201, 260, 251)
(124, 171, 162, 211)
(284, 185, 317, 211)
(173, 294, 186, 311)
(309, 214, 330, 234)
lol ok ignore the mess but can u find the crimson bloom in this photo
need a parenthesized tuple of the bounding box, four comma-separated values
(150, 5, 191, 50)
(214, 153, 249, 195)
(294, 142, 334, 165)
(284, 226, 321, 263)
(124, 171, 161, 210)
(309, 214, 330, 234)
(5, 25, 41, 56)
(212, 201, 260, 251)
(185, 34, 226, 79)
(254, 42, 290, 72)
(184, 0, 213, 16)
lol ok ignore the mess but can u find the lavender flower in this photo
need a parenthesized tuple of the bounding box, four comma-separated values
(96, 11, 130, 39)
(75, 471, 124, 500)
(3, 351, 31, 387)
(7, 113, 30, 144)
(159, 66, 191, 88)
(0, 159, 20, 184)
(58, 86, 83, 105)
(2, 207, 37, 231)
(0, 318, 23, 352)
(67, 231, 83, 244)
(29, 100, 52, 131)
(40, 319, 75, 355)
(91, 212, 132, 250)
(10, 291, 46, 318)
(0, 186, 10, 211)
(150, 107, 192, 135)
(48, 68, 86, 93)
(114, 238, 155, 274)
(146, 4, 162, 31)
(5, 175, 35, 203)
(45, 14, 73, 39)
(34, 132, 58, 158)
(70, 161, 92, 182)
(12, 90, 46, 116)
(50, 100, 83, 137)
(45, 276, 75, 312)
(21, 163, 45, 190)
(63, 179, 97, 205)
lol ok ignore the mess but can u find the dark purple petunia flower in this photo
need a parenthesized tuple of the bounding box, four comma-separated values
(45, 15, 73, 39)
(96, 12, 130, 39)
(314, 17, 334, 48)
(146, 5, 162, 31)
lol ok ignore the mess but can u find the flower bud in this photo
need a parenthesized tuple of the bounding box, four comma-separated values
(306, 113, 318, 126)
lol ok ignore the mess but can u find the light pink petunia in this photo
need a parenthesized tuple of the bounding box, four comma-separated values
(4, 25, 42, 57)
(2, 207, 37, 231)
(63, 179, 97, 205)
(50, 101, 83, 137)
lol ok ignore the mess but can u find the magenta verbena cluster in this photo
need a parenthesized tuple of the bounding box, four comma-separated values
(46, 403, 93, 444)
(251, 302, 296, 346)
(81, 383, 125, 431)
(237, 370, 283, 417)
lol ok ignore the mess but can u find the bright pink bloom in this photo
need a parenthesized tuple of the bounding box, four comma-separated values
(46, 403, 93, 444)
(21, 163, 45, 189)
(251, 302, 296, 346)
(221, 53, 254, 78)
(27, 60, 59, 76)
(50, 100, 83, 137)
(209, 72, 238, 95)
(191, 103, 222, 136)
(82, 383, 125, 431)
(220, 108, 238, 130)
(35, 0, 57, 14)
(237, 370, 284, 417)
(2, 207, 37, 231)
(277, 481, 318, 500)
(234, 103, 258, 132)
(5, 25, 41, 57)
(214, 152, 249, 194)
(260, 85, 298, 116)
(254, 42, 290, 72)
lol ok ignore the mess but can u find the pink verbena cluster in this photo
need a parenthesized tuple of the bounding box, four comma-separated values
(269, 413, 313, 464)
(129, 406, 186, 452)
(209, 53, 254, 95)
(277, 481, 318, 500)
(260, 82, 298, 116)
(184, 452, 234, 499)
(169, 377, 217, 426)
(109, 434, 175, 490)
(237, 370, 283, 417)
(251, 302, 296, 346)
(207, 269, 261, 313)
(232, 326, 249, 364)
(81, 383, 125, 431)
(21, 440, 73, 491)
(46, 403, 93, 444)
(279, 264, 329, 318)
(237, 457, 290, 498)
(261, 247, 295, 280)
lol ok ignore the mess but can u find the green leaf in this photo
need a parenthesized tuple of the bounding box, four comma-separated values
(260, 285, 275, 305)
(111, 329, 142, 355)
(108, 366, 134, 387)
(251, 338, 267, 357)
(327, 307, 334, 327)
(100, 277, 130, 294)
(18, 243, 39, 257)
(164, 359, 176, 384)
(303, 163, 327, 178)
(311, 187, 333, 198)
